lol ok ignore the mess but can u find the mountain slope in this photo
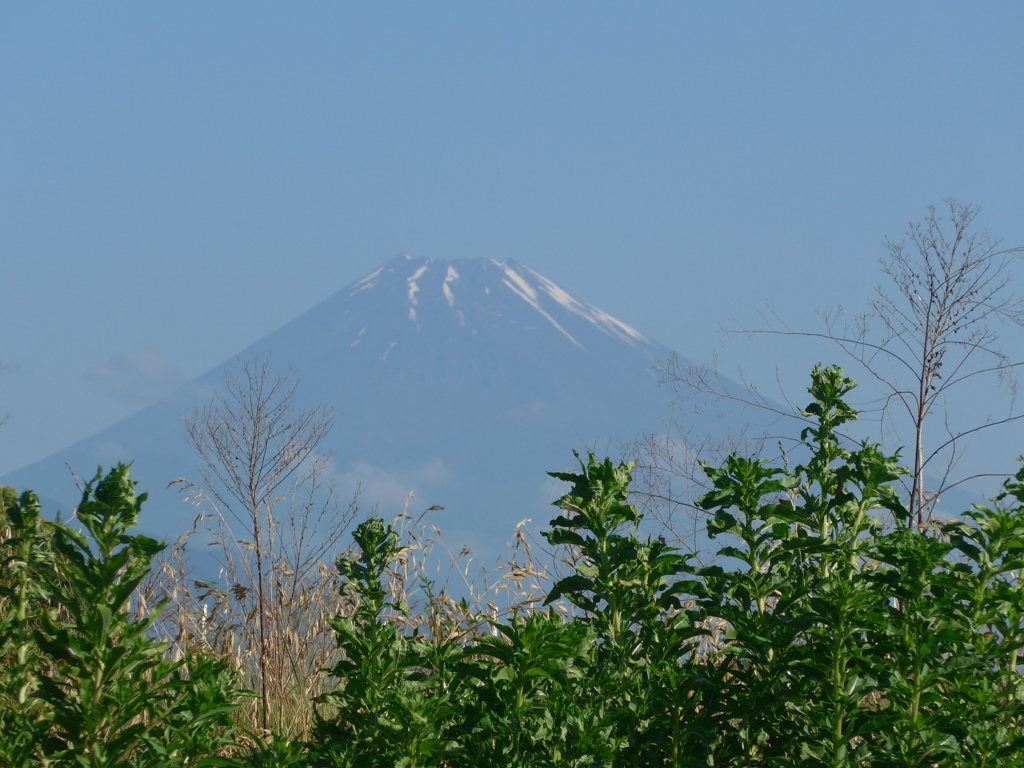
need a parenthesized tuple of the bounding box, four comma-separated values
(3, 256, 690, 555)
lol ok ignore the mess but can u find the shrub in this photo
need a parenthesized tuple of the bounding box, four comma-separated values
(6, 366, 1024, 767)
(308, 365, 1024, 767)
(0, 465, 242, 768)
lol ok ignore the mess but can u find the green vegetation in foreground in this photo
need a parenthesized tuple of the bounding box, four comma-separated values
(0, 465, 240, 767)
(4, 365, 1024, 766)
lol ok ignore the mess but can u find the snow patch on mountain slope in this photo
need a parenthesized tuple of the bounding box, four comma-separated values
(348, 265, 384, 297)
(443, 266, 458, 307)
(525, 267, 652, 348)
(407, 264, 429, 305)
(346, 256, 655, 354)
(495, 261, 583, 349)
(406, 264, 431, 323)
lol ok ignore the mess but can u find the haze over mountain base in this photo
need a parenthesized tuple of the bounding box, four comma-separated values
(5, 257, 718, 564)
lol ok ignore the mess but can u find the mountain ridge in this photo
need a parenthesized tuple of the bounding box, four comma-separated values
(2, 256, 687, 557)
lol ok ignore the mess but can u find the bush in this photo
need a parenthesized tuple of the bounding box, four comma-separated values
(310, 365, 1024, 767)
(5, 366, 1024, 767)
(0, 465, 242, 768)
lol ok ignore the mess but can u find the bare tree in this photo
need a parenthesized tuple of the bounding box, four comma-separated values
(657, 199, 1024, 529)
(174, 354, 353, 733)
(861, 200, 1024, 524)
(624, 361, 797, 555)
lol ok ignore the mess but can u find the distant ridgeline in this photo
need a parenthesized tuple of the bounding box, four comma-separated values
(2, 256, 744, 561)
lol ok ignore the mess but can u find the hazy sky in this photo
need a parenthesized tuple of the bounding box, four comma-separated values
(3, 4, 1024, 492)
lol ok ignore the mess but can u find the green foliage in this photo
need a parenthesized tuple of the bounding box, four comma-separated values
(452, 610, 593, 767)
(542, 453, 712, 766)
(0, 484, 15, 513)
(5, 366, 1024, 767)
(0, 465, 241, 768)
(315, 517, 459, 767)
(0, 488, 57, 766)
(695, 365, 1024, 767)
(308, 365, 1024, 767)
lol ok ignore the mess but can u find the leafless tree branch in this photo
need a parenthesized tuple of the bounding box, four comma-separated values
(174, 353, 355, 733)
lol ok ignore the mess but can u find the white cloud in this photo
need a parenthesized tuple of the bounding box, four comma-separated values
(335, 457, 452, 512)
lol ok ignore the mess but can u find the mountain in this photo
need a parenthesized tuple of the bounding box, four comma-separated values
(2, 256, 701, 559)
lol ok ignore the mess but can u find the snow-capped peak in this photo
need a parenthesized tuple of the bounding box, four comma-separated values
(342, 255, 660, 356)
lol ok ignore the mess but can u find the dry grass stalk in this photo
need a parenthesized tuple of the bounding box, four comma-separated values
(139, 490, 561, 740)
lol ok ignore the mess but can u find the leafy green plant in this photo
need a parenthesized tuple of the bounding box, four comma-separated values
(0, 484, 16, 513)
(0, 488, 59, 766)
(315, 517, 459, 767)
(454, 609, 594, 767)
(696, 366, 1024, 767)
(0, 465, 242, 768)
(9, 365, 1021, 767)
(542, 453, 712, 767)
(309, 365, 1024, 767)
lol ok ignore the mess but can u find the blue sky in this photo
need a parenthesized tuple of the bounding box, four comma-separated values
(3, 3, 1024, 493)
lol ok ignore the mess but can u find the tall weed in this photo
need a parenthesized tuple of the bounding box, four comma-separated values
(5, 365, 1024, 768)
(0, 464, 241, 767)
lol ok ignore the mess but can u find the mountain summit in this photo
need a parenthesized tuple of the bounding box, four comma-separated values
(342, 255, 660, 354)
(246, 255, 666, 396)
(3, 256, 685, 554)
